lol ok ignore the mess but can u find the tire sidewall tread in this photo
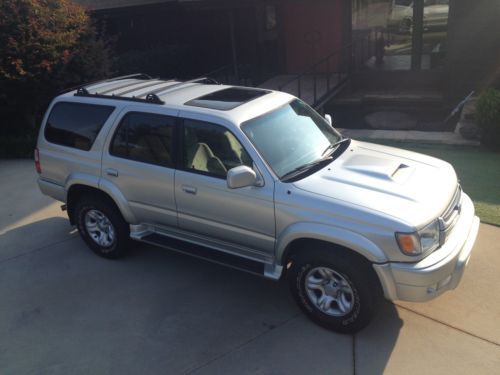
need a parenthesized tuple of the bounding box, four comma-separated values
(288, 251, 379, 334)
(75, 196, 129, 259)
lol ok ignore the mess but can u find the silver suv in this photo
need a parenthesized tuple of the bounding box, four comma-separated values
(36, 74, 479, 333)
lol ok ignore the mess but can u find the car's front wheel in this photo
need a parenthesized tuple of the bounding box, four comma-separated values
(287, 249, 381, 333)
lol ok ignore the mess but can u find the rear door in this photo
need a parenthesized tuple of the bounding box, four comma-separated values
(101, 106, 178, 227)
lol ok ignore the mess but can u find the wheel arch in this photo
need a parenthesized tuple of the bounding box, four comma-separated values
(66, 183, 136, 225)
(282, 238, 373, 269)
(281, 237, 385, 301)
(277, 223, 388, 266)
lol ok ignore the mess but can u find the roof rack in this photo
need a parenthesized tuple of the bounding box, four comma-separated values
(139, 76, 219, 98)
(74, 87, 164, 105)
(60, 73, 152, 95)
(66, 74, 220, 106)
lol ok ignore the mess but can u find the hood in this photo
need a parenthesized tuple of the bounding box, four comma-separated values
(293, 140, 458, 227)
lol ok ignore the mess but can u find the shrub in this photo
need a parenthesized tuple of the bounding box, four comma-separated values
(476, 88, 500, 150)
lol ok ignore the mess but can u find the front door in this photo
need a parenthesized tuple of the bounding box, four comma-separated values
(174, 117, 275, 255)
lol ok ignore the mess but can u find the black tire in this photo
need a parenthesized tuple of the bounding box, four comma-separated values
(75, 195, 130, 259)
(287, 248, 381, 334)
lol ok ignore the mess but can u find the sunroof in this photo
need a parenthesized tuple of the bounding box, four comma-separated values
(185, 88, 271, 110)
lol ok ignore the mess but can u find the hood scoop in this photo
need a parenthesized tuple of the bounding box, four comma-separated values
(343, 155, 413, 182)
(391, 163, 411, 178)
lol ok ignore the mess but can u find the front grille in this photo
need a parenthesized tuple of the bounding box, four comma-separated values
(438, 185, 462, 246)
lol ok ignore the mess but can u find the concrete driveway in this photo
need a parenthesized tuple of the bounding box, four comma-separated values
(1, 159, 499, 374)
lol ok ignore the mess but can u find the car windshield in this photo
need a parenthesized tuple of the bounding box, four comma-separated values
(241, 99, 342, 179)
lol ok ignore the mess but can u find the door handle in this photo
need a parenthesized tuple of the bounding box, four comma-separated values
(182, 185, 197, 195)
(105, 168, 119, 177)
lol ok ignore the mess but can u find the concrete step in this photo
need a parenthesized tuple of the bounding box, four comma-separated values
(333, 90, 445, 107)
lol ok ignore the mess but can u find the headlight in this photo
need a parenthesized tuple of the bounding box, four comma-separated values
(419, 219, 440, 253)
(396, 220, 440, 256)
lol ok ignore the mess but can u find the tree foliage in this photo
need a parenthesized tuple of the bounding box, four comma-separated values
(0, 0, 112, 132)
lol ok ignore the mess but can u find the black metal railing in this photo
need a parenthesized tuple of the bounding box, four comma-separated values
(351, 28, 388, 70)
(278, 45, 351, 108)
(275, 35, 376, 109)
(202, 36, 374, 109)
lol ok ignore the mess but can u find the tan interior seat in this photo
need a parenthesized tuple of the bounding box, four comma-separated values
(189, 142, 227, 176)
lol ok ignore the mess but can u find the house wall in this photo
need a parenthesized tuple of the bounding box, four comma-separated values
(97, 4, 242, 76)
(282, 0, 343, 73)
(90, 0, 349, 82)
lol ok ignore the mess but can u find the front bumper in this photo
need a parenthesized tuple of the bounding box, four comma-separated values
(373, 193, 479, 302)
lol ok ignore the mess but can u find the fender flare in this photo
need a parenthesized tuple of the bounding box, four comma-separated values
(276, 222, 388, 264)
(65, 173, 137, 224)
(97, 178, 138, 224)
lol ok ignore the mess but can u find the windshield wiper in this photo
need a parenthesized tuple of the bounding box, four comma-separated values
(321, 137, 351, 157)
(281, 156, 333, 182)
(281, 138, 350, 182)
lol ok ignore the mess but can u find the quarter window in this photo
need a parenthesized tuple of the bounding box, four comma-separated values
(110, 112, 174, 167)
(182, 119, 252, 178)
(45, 102, 114, 151)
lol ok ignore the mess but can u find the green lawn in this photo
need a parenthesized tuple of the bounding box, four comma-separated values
(368, 141, 500, 227)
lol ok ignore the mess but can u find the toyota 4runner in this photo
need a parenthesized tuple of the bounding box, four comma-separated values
(36, 74, 480, 333)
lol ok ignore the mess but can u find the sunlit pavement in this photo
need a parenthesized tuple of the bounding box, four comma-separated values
(1, 159, 499, 374)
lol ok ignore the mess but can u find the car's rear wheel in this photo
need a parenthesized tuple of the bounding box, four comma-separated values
(75, 196, 130, 259)
(287, 248, 381, 333)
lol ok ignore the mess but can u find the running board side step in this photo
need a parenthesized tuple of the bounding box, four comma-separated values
(140, 233, 267, 276)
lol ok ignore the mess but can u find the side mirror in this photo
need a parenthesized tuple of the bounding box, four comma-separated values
(325, 114, 333, 126)
(227, 165, 257, 189)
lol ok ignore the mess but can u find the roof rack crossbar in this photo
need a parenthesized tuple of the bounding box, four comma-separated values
(60, 73, 152, 95)
(96, 79, 155, 95)
(92, 73, 152, 86)
(138, 81, 181, 98)
(74, 88, 164, 105)
(116, 79, 173, 96)
(140, 77, 220, 99)
(87, 73, 154, 93)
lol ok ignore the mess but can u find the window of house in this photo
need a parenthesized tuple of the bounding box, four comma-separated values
(45, 102, 115, 151)
(110, 112, 174, 167)
(182, 119, 252, 178)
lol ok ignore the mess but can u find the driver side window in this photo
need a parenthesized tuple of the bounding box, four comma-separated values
(182, 119, 252, 178)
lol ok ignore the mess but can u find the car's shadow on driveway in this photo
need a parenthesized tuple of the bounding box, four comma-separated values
(354, 301, 404, 374)
(0, 219, 403, 374)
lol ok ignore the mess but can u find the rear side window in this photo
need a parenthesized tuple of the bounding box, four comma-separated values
(110, 112, 175, 167)
(44, 102, 114, 151)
